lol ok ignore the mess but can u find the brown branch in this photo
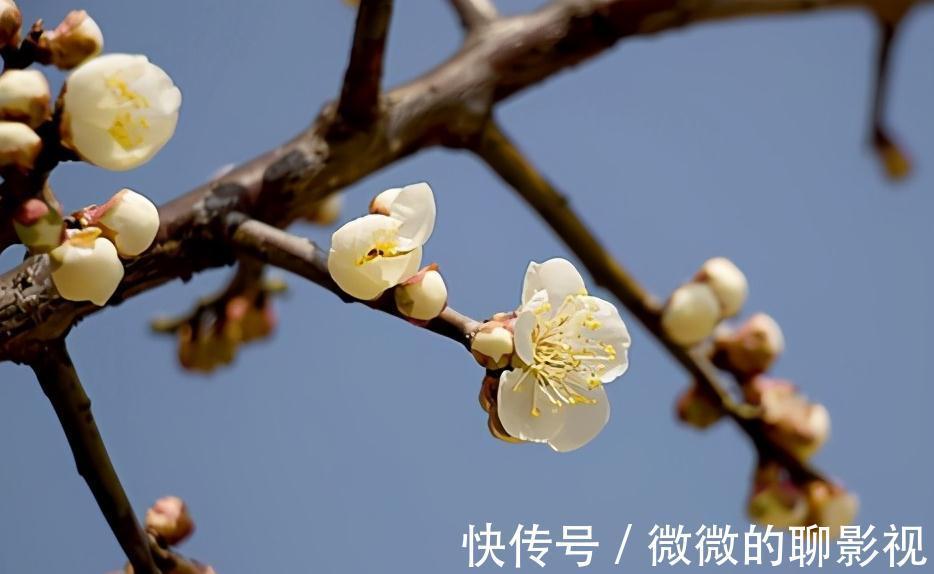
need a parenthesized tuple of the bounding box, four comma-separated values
(449, 0, 498, 30)
(469, 120, 824, 483)
(147, 532, 210, 574)
(227, 213, 480, 347)
(28, 339, 159, 574)
(0, 0, 930, 358)
(336, 0, 393, 129)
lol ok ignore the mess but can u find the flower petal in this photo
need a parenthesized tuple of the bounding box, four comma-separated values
(497, 368, 564, 443)
(582, 296, 631, 382)
(512, 309, 537, 366)
(547, 385, 610, 452)
(522, 258, 586, 308)
(390, 182, 435, 249)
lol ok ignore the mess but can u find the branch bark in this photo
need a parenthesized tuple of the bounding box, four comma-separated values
(29, 340, 159, 574)
(469, 120, 824, 483)
(2, 0, 930, 362)
(336, 0, 394, 128)
(227, 214, 480, 347)
(449, 0, 498, 30)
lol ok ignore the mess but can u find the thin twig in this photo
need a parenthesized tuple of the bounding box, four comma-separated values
(336, 0, 394, 128)
(470, 120, 825, 483)
(226, 213, 480, 347)
(29, 340, 159, 574)
(449, 0, 498, 30)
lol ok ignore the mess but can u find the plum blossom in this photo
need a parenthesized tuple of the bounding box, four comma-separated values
(49, 227, 124, 305)
(328, 182, 435, 300)
(497, 258, 631, 452)
(61, 53, 181, 170)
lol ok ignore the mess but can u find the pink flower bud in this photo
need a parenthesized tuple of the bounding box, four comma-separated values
(145, 496, 195, 546)
(675, 384, 724, 430)
(713, 312, 784, 377)
(747, 377, 830, 460)
(747, 462, 808, 528)
(806, 481, 859, 534)
(0, 0, 21, 50)
(42, 10, 103, 70)
(12, 198, 64, 253)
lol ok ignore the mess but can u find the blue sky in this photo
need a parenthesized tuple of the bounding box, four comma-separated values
(1, 1, 932, 572)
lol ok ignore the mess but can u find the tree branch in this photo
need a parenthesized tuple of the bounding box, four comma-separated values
(336, 0, 393, 128)
(449, 0, 498, 30)
(29, 340, 159, 574)
(0, 0, 930, 362)
(469, 120, 824, 483)
(227, 213, 480, 347)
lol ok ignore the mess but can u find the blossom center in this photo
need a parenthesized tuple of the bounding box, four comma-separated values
(517, 295, 617, 416)
(355, 228, 404, 266)
(105, 75, 152, 151)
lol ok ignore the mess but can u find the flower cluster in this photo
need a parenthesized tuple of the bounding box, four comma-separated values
(473, 258, 632, 452)
(666, 258, 840, 526)
(2, 4, 181, 306)
(327, 182, 447, 321)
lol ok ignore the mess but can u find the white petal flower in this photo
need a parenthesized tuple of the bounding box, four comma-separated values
(394, 267, 447, 321)
(49, 227, 124, 306)
(661, 282, 720, 346)
(0, 69, 51, 127)
(328, 184, 435, 300)
(61, 53, 181, 171)
(498, 258, 630, 452)
(697, 257, 748, 317)
(86, 188, 160, 256)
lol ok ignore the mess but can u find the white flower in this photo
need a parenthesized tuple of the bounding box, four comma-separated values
(661, 282, 720, 346)
(696, 257, 748, 317)
(84, 188, 160, 256)
(0, 120, 40, 170)
(328, 183, 435, 300)
(0, 69, 51, 128)
(61, 53, 181, 171)
(43, 10, 104, 70)
(394, 267, 447, 321)
(49, 227, 124, 306)
(497, 258, 631, 452)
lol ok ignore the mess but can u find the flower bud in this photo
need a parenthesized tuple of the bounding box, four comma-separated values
(43, 10, 103, 70)
(0, 69, 52, 128)
(713, 312, 784, 377)
(806, 481, 858, 533)
(224, 295, 276, 343)
(874, 130, 911, 181)
(0, 0, 21, 50)
(661, 282, 720, 346)
(471, 319, 515, 370)
(49, 228, 124, 306)
(747, 377, 830, 460)
(13, 198, 64, 253)
(394, 266, 447, 321)
(675, 384, 724, 430)
(747, 463, 809, 528)
(83, 188, 160, 257)
(0, 120, 41, 170)
(695, 257, 747, 317)
(306, 193, 342, 225)
(145, 496, 195, 546)
(478, 374, 498, 413)
(177, 323, 237, 373)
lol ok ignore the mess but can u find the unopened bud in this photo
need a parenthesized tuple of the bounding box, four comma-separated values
(395, 266, 447, 321)
(42, 10, 103, 70)
(675, 384, 724, 430)
(661, 282, 720, 346)
(747, 462, 809, 528)
(224, 295, 276, 343)
(806, 481, 858, 533)
(874, 129, 911, 181)
(695, 257, 747, 318)
(748, 377, 830, 460)
(0, 0, 21, 50)
(306, 193, 342, 225)
(368, 187, 402, 216)
(13, 198, 64, 253)
(145, 496, 195, 546)
(49, 227, 124, 306)
(0, 69, 51, 128)
(83, 188, 160, 257)
(713, 312, 784, 377)
(471, 319, 514, 370)
(0, 120, 41, 170)
(177, 323, 237, 373)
